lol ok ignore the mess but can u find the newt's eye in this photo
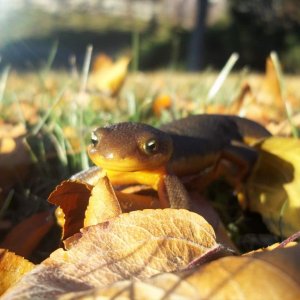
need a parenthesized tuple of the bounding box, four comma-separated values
(143, 139, 158, 155)
(91, 131, 98, 147)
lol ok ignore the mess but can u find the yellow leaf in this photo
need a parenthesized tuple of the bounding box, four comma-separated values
(2, 209, 219, 299)
(84, 175, 122, 227)
(89, 55, 130, 96)
(260, 56, 283, 108)
(232, 55, 285, 124)
(245, 242, 298, 254)
(92, 53, 113, 71)
(246, 137, 300, 236)
(0, 249, 34, 296)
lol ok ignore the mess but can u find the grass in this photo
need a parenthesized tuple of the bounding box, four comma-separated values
(2, 65, 300, 179)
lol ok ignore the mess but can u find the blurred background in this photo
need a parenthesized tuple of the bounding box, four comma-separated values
(1, 0, 300, 72)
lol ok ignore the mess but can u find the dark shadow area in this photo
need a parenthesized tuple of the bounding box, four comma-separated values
(0, 29, 132, 70)
(1, 8, 300, 72)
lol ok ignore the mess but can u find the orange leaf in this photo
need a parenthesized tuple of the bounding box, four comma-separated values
(0, 211, 54, 258)
(2, 209, 219, 299)
(0, 249, 35, 296)
(152, 94, 172, 116)
(84, 175, 122, 227)
(48, 180, 92, 240)
(261, 56, 283, 108)
(233, 55, 285, 124)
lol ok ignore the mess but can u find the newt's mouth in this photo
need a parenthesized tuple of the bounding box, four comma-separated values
(88, 145, 167, 172)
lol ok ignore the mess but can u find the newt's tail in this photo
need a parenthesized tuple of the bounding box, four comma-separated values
(230, 115, 271, 145)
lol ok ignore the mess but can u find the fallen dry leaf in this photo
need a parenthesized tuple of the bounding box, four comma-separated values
(48, 180, 92, 240)
(247, 137, 300, 237)
(59, 244, 300, 300)
(245, 241, 298, 255)
(152, 94, 172, 116)
(0, 211, 54, 258)
(88, 54, 130, 96)
(267, 112, 300, 136)
(84, 175, 122, 227)
(0, 249, 35, 296)
(232, 55, 288, 124)
(2, 209, 220, 299)
(92, 53, 113, 72)
(0, 123, 31, 192)
(258, 56, 283, 108)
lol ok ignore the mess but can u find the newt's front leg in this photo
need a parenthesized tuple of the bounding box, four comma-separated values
(70, 165, 191, 209)
(107, 167, 191, 209)
(158, 174, 191, 209)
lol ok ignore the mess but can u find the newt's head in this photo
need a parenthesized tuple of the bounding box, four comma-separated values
(88, 122, 173, 172)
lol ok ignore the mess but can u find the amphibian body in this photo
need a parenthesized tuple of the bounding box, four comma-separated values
(83, 114, 271, 208)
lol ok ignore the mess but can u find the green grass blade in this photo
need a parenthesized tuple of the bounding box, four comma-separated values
(44, 40, 59, 75)
(270, 51, 298, 138)
(131, 29, 140, 72)
(0, 190, 14, 219)
(207, 53, 239, 103)
(32, 85, 68, 135)
(80, 44, 93, 93)
(0, 66, 10, 103)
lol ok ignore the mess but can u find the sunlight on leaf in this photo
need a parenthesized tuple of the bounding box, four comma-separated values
(2, 209, 219, 299)
(0, 249, 34, 296)
(58, 244, 300, 300)
(247, 137, 300, 237)
(88, 54, 130, 96)
(84, 175, 122, 227)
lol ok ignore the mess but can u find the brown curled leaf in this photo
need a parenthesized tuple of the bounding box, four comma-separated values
(48, 180, 92, 240)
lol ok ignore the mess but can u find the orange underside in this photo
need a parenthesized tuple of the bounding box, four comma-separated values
(105, 166, 167, 190)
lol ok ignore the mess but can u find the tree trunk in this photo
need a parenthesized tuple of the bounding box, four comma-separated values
(187, 0, 208, 71)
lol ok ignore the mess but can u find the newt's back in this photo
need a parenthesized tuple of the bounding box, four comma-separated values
(160, 114, 271, 174)
(160, 114, 271, 143)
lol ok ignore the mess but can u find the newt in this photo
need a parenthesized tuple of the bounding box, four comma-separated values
(73, 114, 271, 208)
